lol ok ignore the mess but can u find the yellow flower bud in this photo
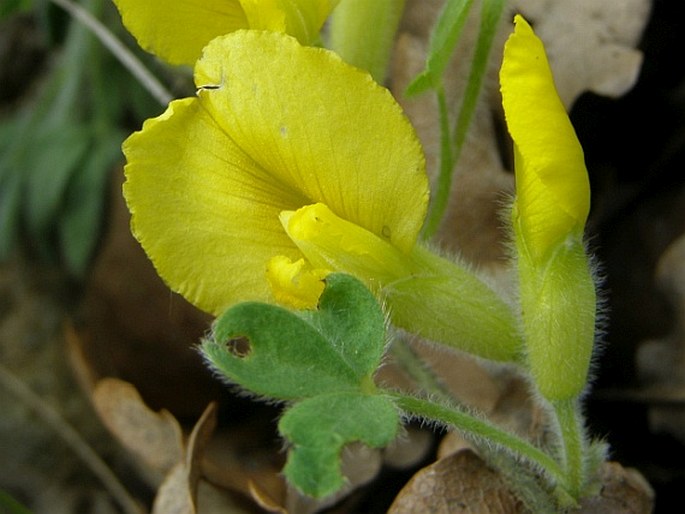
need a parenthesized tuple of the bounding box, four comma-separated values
(501, 15, 597, 400)
(501, 15, 590, 264)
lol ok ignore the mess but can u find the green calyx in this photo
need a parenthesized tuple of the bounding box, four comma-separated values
(517, 233, 597, 401)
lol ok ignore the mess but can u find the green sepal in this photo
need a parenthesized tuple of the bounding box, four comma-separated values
(201, 273, 387, 400)
(517, 235, 596, 400)
(279, 392, 399, 498)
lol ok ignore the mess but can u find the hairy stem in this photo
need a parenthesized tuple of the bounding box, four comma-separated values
(554, 398, 587, 500)
(388, 390, 573, 500)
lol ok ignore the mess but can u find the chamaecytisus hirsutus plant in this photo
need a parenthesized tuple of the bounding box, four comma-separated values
(114, 0, 606, 509)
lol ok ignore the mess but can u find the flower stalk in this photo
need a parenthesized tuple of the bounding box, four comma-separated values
(554, 399, 587, 500)
(387, 391, 575, 503)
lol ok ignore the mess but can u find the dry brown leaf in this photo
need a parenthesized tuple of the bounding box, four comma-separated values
(384, 425, 434, 470)
(388, 449, 524, 513)
(437, 431, 474, 461)
(509, 0, 650, 106)
(151, 403, 219, 514)
(402, 447, 654, 513)
(153, 463, 195, 514)
(186, 403, 219, 505)
(202, 452, 285, 502)
(576, 462, 654, 514)
(195, 480, 254, 514)
(92, 377, 184, 484)
(248, 479, 288, 514)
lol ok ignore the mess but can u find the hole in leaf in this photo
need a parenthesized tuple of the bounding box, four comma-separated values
(226, 336, 251, 358)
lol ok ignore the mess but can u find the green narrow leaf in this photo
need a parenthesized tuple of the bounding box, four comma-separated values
(279, 392, 399, 498)
(23, 122, 91, 259)
(405, 0, 475, 96)
(0, 118, 23, 260)
(0, 490, 33, 514)
(421, 85, 455, 238)
(58, 129, 123, 277)
(0, 0, 33, 19)
(421, 0, 506, 239)
(452, 0, 506, 155)
(0, 170, 22, 260)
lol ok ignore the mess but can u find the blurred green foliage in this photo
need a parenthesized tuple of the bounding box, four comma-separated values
(0, 0, 33, 19)
(0, 0, 165, 278)
(0, 489, 33, 514)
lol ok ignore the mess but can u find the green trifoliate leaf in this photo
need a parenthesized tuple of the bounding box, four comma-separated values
(202, 274, 400, 498)
(201, 273, 387, 400)
(279, 392, 399, 498)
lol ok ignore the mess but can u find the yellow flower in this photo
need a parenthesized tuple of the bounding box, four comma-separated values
(501, 15, 590, 265)
(123, 30, 427, 315)
(123, 30, 522, 362)
(112, 0, 340, 66)
(501, 15, 596, 400)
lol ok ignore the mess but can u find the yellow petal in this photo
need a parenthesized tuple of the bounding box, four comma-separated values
(123, 31, 427, 315)
(266, 256, 327, 309)
(112, 0, 339, 66)
(240, 0, 287, 33)
(112, 0, 248, 66)
(123, 98, 305, 314)
(501, 15, 590, 262)
(278, 0, 341, 43)
(281, 203, 412, 285)
(195, 31, 428, 254)
(240, 0, 339, 43)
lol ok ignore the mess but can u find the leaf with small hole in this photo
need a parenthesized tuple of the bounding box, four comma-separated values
(200, 273, 399, 497)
